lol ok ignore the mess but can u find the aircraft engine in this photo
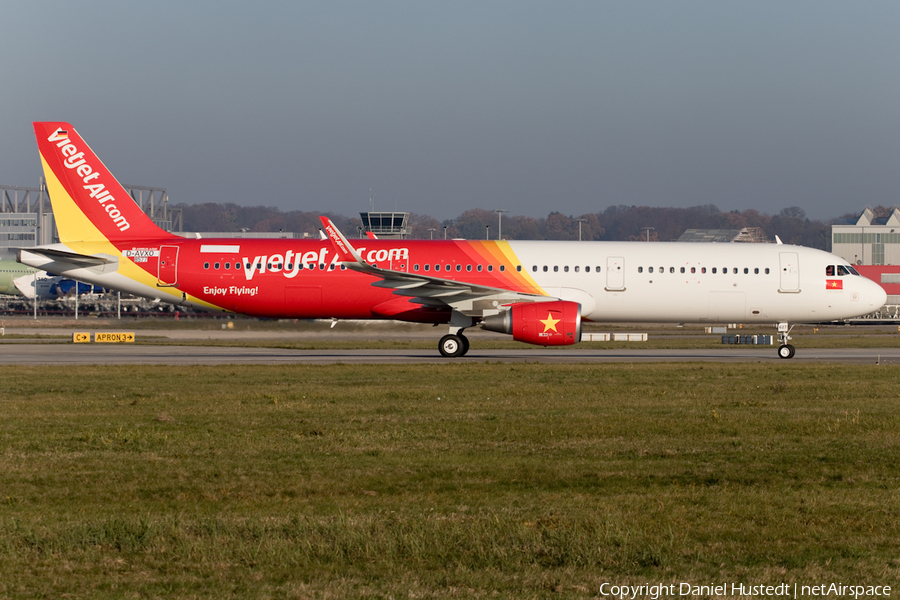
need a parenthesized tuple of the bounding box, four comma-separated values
(481, 300, 582, 346)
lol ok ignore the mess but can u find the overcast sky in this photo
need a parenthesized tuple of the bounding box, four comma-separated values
(2, 1, 899, 221)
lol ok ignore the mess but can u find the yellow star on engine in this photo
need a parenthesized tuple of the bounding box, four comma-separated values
(540, 312, 560, 333)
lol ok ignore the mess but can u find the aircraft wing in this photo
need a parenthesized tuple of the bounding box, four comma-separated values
(319, 217, 547, 307)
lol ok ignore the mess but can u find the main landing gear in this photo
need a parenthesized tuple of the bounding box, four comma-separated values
(777, 322, 795, 359)
(439, 332, 470, 358)
(439, 311, 474, 358)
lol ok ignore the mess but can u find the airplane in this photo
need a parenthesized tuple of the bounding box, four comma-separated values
(0, 248, 106, 299)
(0, 249, 63, 298)
(19, 122, 887, 359)
(0, 249, 41, 296)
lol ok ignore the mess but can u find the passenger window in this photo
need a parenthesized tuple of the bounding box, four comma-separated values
(225, 262, 231, 269)
(691, 267, 696, 274)
(680, 267, 685, 273)
(596, 266, 601, 272)
(516, 265, 521, 272)
(826, 265, 835, 276)
(744, 268, 748, 274)
(543, 266, 548, 272)
(532, 265, 537, 272)
(712, 268, 717, 274)
(445, 265, 451, 272)
(478, 265, 483, 272)
(638, 267, 643, 273)
(649, 267, 654, 273)
(214, 262, 220, 270)
(754, 268, 759, 274)
(499, 265, 505, 272)
(553, 266, 558, 272)
(455, 264, 461, 272)
(286, 263, 293, 270)
(669, 267, 675, 273)
(204, 262, 209, 269)
(564, 266, 569, 272)
(765, 268, 770, 274)
(424, 264, 430, 272)
(574, 266, 580, 272)
(733, 268, 738, 274)
(701, 267, 706, 274)
(586, 266, 591, 272)
(488, 265, 493, 272)
(414, 264, 419, 271)
(466, 265, 472, 272)
(435, 264, 440, 271)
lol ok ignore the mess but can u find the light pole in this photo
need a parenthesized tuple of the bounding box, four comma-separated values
(443, 226, 448, 240)
(427, 228, 436, 240)
(485, 225, 491, 240)
(642, 226, 655, 242)
(494, 209, 508, 240)
(574, 218, 587, 241)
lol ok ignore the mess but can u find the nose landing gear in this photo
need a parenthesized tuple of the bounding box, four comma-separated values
(777, 322, 795, 359)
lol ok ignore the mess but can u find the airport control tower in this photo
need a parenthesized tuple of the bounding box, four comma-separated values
(359, 211, 409, 239)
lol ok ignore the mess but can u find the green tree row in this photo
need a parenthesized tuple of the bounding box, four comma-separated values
(174, 203, 882, 250)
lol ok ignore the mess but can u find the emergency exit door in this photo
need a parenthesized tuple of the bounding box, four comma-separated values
(606, 256, 625, 291)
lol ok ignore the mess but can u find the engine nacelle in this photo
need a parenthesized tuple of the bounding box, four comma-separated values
(481, 300, 582, 346)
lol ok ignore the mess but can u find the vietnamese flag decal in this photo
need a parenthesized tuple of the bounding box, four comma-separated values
(826, 279, 843, 290)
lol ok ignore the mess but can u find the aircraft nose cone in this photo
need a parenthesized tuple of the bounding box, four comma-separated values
(864, 277, 888, 310)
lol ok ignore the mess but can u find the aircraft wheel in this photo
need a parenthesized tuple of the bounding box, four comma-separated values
(778, 344, 795, 359)
(460, 334, 470, 356)
(439, 334, 466, 358)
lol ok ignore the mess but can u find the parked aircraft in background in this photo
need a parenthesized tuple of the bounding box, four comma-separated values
(0, 250, 66, 298)
(20, 122, 887, 358)
(0, 249, 106, 299)
(0, 250, 41, 296)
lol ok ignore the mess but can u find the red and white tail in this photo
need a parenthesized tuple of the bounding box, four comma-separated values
(33, 122, 175, 244)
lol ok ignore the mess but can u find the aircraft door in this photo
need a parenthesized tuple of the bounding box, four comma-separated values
(606, 256, 625, 291)
(779, 252, 800, 292)
(158, 245, 179, 287)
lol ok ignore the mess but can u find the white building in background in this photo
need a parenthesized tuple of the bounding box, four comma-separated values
(831, 208, 900, 266)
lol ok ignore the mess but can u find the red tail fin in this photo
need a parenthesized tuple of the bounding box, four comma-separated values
(33, 122, 173, 244)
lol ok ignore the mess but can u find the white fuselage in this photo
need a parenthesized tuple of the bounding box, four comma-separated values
(506, 241, 884, 324)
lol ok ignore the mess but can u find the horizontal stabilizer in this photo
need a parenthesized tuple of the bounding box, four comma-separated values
(18, 246, 114, 266)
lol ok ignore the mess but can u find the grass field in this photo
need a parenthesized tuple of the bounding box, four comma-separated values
(1, 363, 899, 598)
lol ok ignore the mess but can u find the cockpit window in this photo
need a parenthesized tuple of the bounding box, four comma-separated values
(847, 265, 860, 276)
(837, 265, 852, 276)
(826, 265, 835, 276)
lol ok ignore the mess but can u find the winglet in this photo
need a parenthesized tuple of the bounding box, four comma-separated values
(775, 235, 783, 245)
(319, 217, 364, 263)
